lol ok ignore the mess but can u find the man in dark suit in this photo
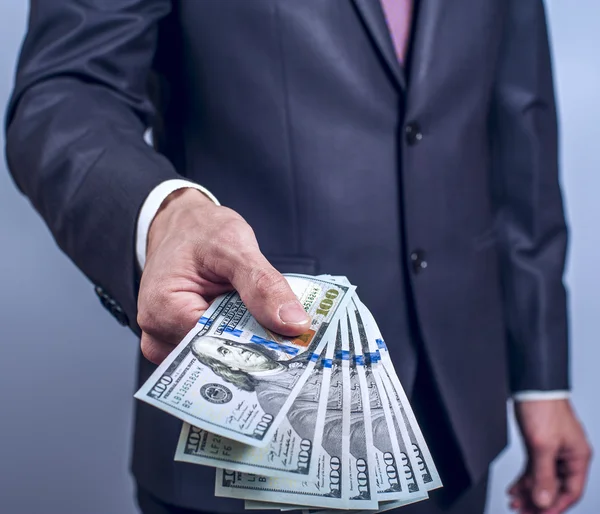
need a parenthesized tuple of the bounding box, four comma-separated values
(5, 1, 591, 513)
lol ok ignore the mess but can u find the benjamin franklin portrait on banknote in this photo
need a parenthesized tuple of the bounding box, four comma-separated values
(191, 335, 309, 399)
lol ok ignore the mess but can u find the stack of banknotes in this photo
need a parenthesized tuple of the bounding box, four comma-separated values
(135, 274, 442, 513)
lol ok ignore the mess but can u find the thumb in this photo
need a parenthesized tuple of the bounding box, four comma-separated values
(530, 444, 559, 509)
(230, 255, 311, 336)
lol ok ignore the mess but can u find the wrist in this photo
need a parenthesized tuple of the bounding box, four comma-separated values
(514, 398, 572, 426)
(147, 188, 217, 258)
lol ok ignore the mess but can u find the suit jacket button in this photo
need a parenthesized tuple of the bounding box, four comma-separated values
(410, 250, 427, 273)
(95, 286, 129, 326)
(111, 304, 129, 327)
(405, 121, 423, 146)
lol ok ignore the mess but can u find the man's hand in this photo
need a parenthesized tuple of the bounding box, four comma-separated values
(137, 188, 311, 364)
(509, 399, 592, 514)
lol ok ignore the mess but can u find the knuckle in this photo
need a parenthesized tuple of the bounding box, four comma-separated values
(137, 309, 156, 334)
(528, 435, 553, 453)
(137, 296, 162, 334)
(208, 222, 257, 272)
(196, 210, 259, 276)
(217, 206, 245, 222)
(567, 485, 584, 504)
(215, 217, 252, 246)
(140, 337, 158, 364)
(137, 282, 171, 333)
(215, 224, 240, 247)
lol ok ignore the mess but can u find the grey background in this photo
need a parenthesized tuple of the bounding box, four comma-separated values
(0, 2, 597, 513)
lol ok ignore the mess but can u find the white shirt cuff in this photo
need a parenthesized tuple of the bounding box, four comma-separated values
(512, 390, 571, 402)
(136, 179, 220, 270)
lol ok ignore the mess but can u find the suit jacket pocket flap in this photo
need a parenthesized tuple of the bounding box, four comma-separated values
(265, 255, 319, 276)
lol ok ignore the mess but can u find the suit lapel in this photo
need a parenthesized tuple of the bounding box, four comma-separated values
(404, 0, 447, 111)
(351, 0, 406, 90)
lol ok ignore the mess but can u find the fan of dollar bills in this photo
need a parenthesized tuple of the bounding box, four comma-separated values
(135, 274, 442, 513)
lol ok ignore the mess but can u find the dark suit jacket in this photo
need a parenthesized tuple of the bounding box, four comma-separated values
(5, 0, 569, 511)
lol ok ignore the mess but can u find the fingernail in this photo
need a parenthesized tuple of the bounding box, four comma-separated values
(279, 301, 310, 325)
(535, 490, 552, 507)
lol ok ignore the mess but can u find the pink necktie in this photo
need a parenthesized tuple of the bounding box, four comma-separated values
(379, 0, 414, 64)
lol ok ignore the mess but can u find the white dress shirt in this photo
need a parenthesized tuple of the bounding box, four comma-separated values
(135, 179, 570, 403)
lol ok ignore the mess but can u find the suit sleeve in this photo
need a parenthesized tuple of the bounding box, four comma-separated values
(5, 0, 181, 332)
(490, 0, 570, 393)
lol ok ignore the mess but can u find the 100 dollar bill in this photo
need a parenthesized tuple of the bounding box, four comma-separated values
(356, 300, 442, 491)
(135, 274, 355, 447)
(214, 330, 358, 510)
(344, 315, 379, 509)
(175, 336, 330, 479)
(349, 302, 426, 504)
